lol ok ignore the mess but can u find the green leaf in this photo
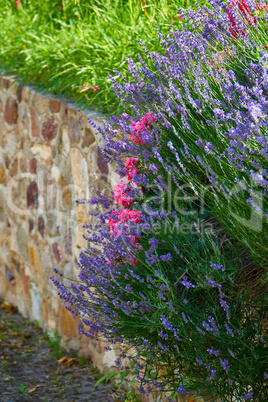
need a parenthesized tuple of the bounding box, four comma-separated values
(93, 370, 118, 390)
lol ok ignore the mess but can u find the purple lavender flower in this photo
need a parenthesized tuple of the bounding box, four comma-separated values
(181, 276, 195, 289)
(207, 348, 219, 357)
(220, 358, 229, 371)
(241, 392, 253, 400)
(176, 384, 189, 394)
(210, 370, 216, 380)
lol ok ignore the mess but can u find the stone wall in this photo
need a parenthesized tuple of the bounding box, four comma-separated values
(0, 75, 118, 371)
(0, 76, 203, 402)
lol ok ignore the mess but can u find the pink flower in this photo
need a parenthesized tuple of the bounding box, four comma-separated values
(82, 84, 87, 90)
(120, 208, 141, 223)
(141, 113, 155, 126)
(129, 113, 155, 145)
(209, 50, 234, 69)
(128, 209, 141, 223)
(114, 180, 133, 207)
(124, 158, 139, 181)
(108, 210, 121, 234)
(90, 86, 99, 91)
(129, 121, 146, 145)
(14, 0, 19, 7)
(255, 2, 268, 11)
(129, 235, 140, 244)
(124, 157, 138, 170)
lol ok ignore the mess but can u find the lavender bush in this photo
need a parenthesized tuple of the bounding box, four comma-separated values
(52, 1, 268, 401)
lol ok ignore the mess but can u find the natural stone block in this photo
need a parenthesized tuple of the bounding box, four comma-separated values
(29, 158, 37, 174)
(38, 216, 45, 237)
(32, 94, 48, 115)
(46, 215, 60, 236)
(61, 125, 70, 156)
(29, 243, 44, 277)
(52, 242, 62, 263)
(17, 84, 24, 103)
(29, 282, 42, 322)
(5, 131, 17, 158)
(30, 108, 39, 137)
(64, 229, 72, 255)
(4, 98, 18, 125)
(27, 181, 38, 209)
(70, 148, 89, 197)
(61, 307, 77, 339)
(76, 205, 89, 225)
(62, 186, 73, 210)
(19, 158, 27, 173)
(29, 219, 34, 232)
(21, 86, 30, 103)
(0, 165, 6, 185)
(97, 147, 108, 181)
(63, 262, 76, 281)
(68, 118, 81, 143)
(17, 226, 29, 260)
(2, 78, 10, 89)
(21, 267, 29, 294)
(49, 98, 61, 113)
(82, 126, 95, 147)
(51, 165, 61, 183)
(42, 118, 58, 141)
(60, 103, 68, 123)
(31, 144, 51, 161)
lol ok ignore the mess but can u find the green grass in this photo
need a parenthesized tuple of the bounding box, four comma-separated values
(0, 0, 203, 114)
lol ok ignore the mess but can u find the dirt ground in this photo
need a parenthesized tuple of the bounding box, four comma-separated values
(0, 301, 127, 402)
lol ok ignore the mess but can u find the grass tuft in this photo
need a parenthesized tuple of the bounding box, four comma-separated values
(0, 0, 204, 114)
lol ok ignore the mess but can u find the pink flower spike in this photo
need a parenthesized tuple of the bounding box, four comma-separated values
(114, 180, 133, 207)
(255, 2, 268, 12)
(14, 0, 19, 7)
(124, 158, 139, 181)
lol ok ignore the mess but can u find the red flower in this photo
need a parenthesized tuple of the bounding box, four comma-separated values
(227, 0, 255, 38)
(227, 1, 268, 38)
(14, 0, 19, 7)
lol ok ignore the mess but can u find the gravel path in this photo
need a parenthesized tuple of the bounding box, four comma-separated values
(0, 302, 126, 402)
